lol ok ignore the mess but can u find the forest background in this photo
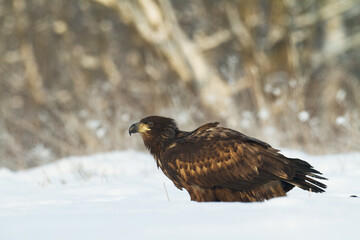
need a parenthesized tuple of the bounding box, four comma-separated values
(1, 0, 359, 170)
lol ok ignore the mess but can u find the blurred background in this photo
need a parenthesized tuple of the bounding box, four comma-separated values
(1, 0, 360, 170)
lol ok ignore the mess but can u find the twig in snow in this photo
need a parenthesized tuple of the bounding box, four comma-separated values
(163, 182, 170, 202)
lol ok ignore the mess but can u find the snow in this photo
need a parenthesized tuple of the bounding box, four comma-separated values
(298, 111, 310, 122)
(0, 150, 359, 240)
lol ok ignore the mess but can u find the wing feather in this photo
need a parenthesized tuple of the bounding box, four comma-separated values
(161, 127, 291, 190)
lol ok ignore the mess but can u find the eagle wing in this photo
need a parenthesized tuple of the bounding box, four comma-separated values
(162, 124, 295, 190)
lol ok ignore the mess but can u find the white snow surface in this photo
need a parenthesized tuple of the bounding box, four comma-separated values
(1, 150, 359, 240)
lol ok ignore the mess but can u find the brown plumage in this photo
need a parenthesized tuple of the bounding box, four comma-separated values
(129, 116, 327, 202)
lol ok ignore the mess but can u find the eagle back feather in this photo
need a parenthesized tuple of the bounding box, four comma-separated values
(161, 125, 294, 190)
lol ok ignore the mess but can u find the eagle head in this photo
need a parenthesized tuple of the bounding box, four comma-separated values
(129, 116, 179, 160)
(129, 116, 179, 139)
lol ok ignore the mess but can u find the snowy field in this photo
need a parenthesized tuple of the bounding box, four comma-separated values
(0, 150, 359, 240)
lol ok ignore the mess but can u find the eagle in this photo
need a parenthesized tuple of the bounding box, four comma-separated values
(129, 116, 327, 202)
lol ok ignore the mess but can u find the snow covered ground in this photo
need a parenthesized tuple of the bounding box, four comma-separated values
(0, 150, 359, 240)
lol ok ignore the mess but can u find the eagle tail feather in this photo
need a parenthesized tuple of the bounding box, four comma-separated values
(288, 176, 326, 193)
(307, 172, 328, 180)
(304, 176, 327, 189)
(286, 158, 327, 193)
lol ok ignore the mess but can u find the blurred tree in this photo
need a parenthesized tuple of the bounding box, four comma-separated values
(0, 0, 359, 169)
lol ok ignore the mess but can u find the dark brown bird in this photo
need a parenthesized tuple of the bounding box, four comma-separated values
(129, 116, 327, 202)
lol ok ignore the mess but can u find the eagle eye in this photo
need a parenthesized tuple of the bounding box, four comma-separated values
(147, 121, 154, 127)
